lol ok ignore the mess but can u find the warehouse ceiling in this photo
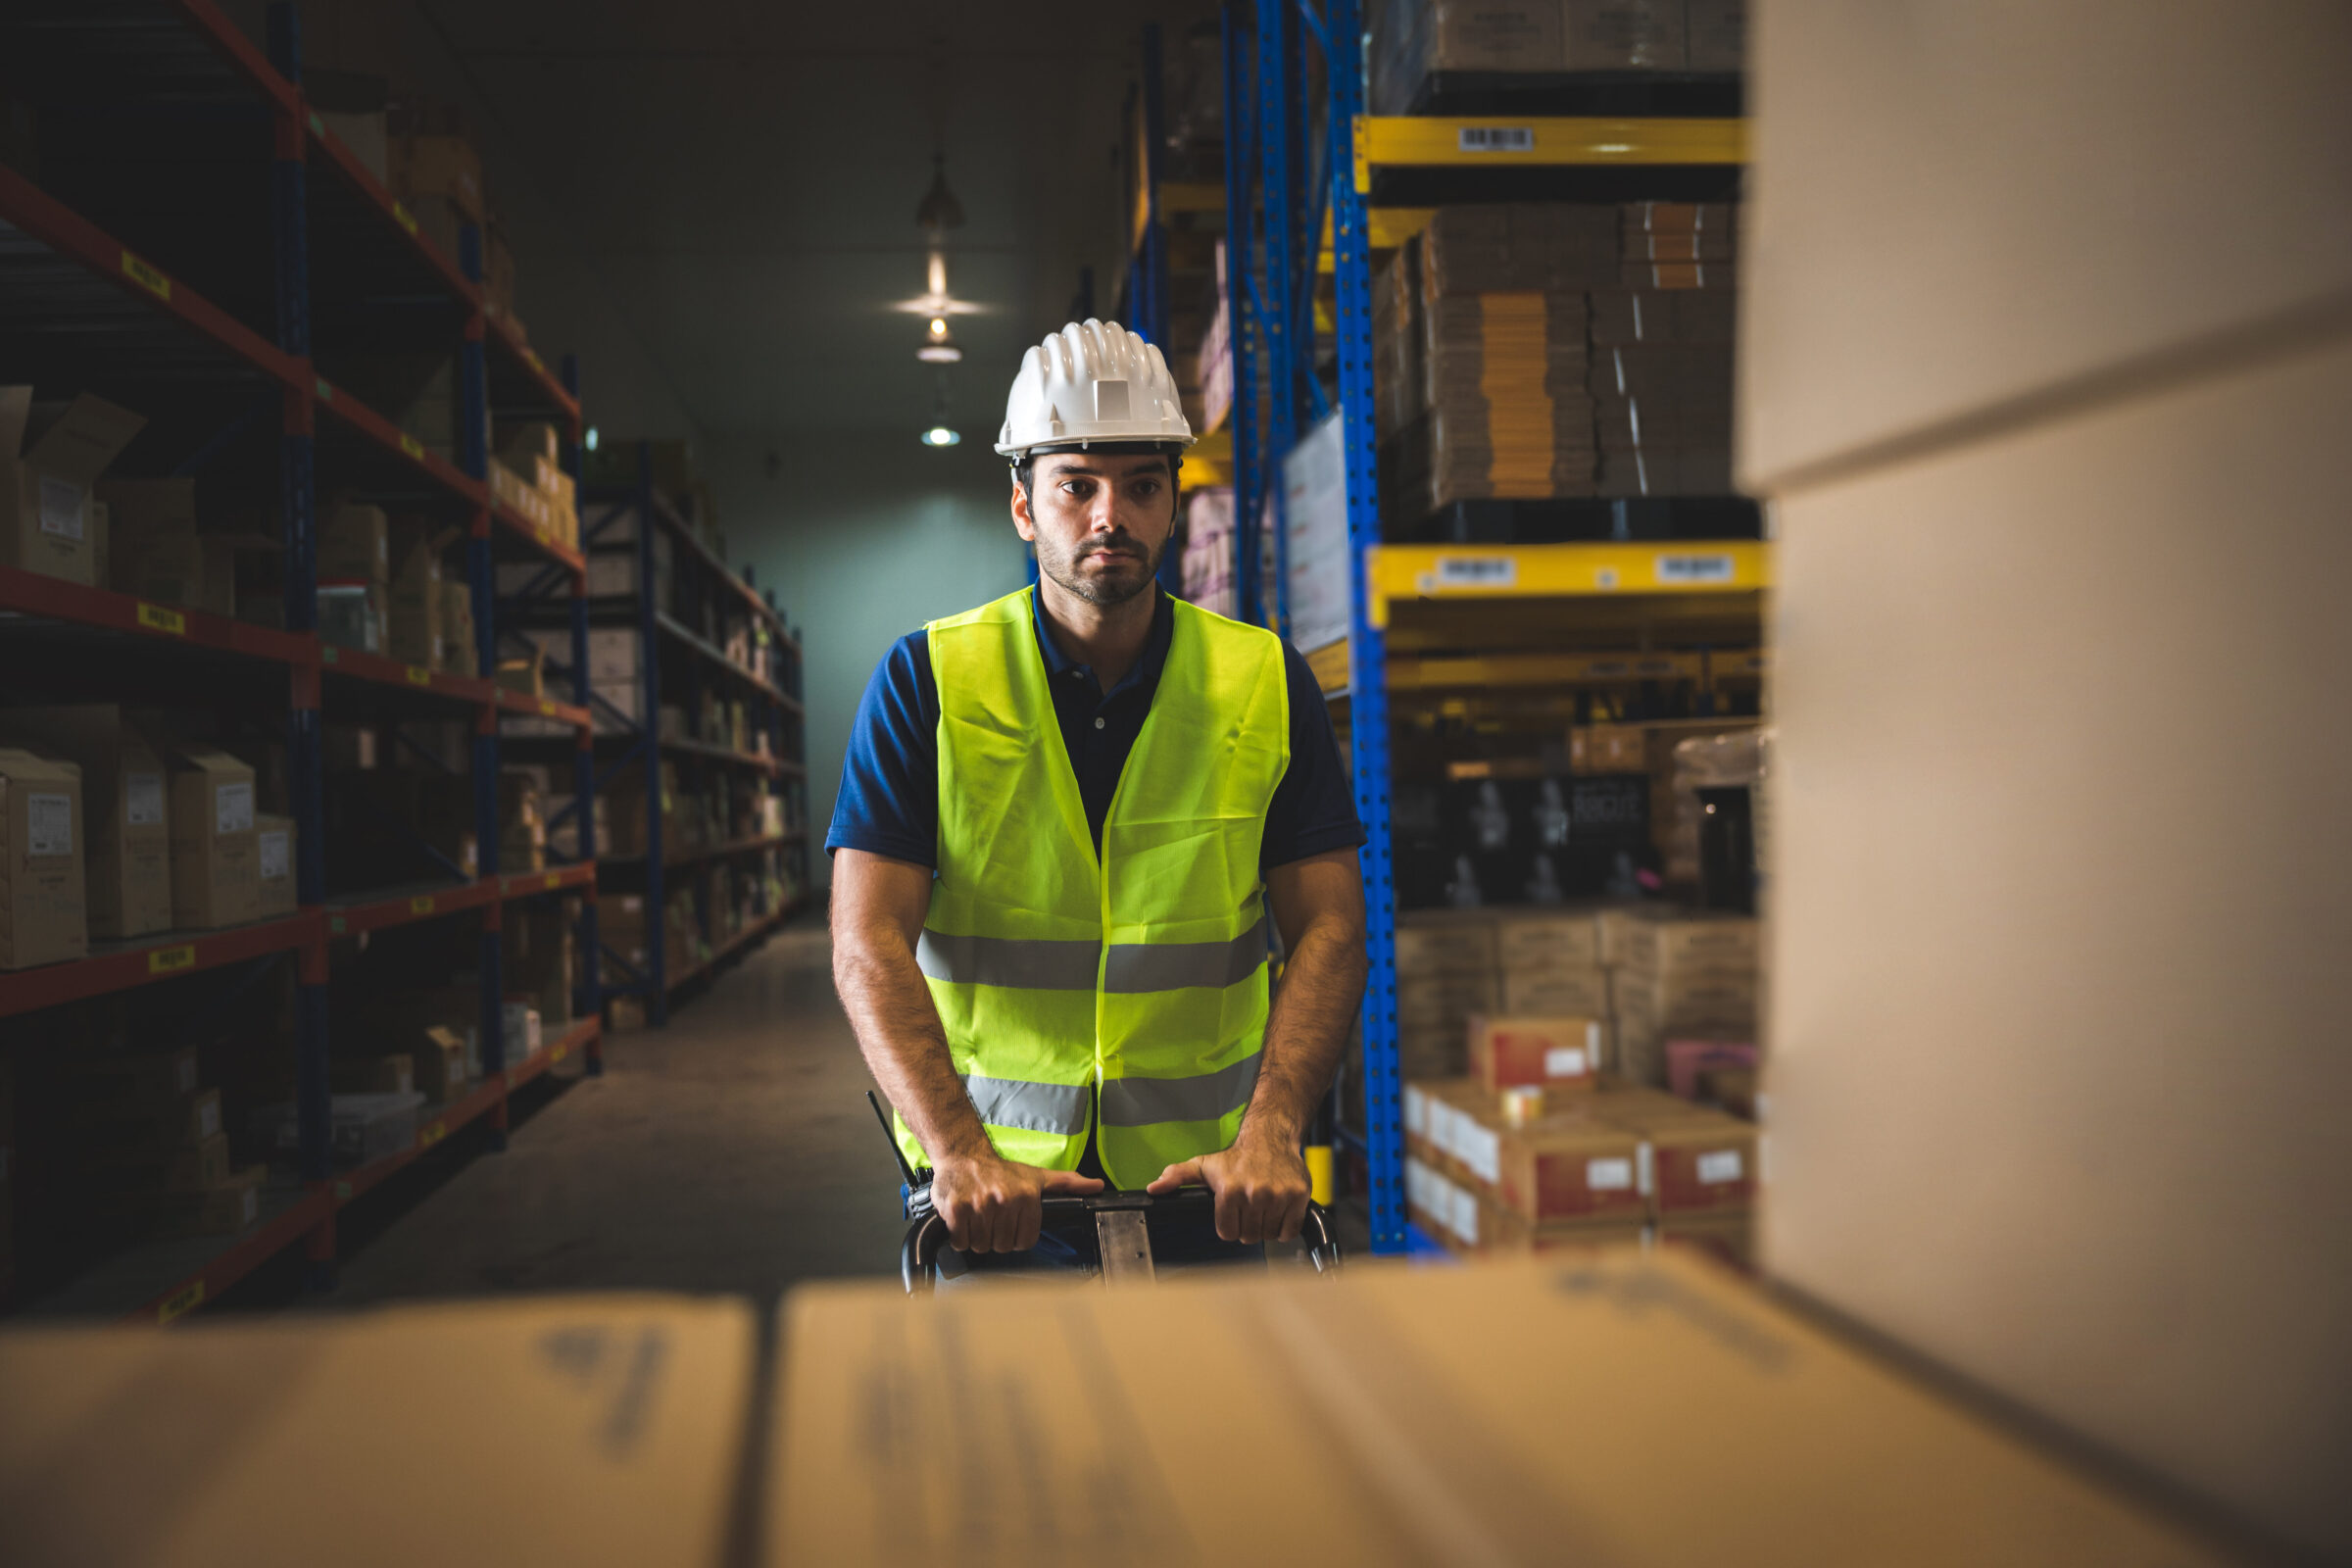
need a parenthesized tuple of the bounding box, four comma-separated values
(320, 0, 1222, 440)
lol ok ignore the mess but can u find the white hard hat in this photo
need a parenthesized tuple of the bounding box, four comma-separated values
(996, 318, 1196, 459)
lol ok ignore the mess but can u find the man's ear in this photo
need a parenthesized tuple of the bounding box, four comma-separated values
(1009, 473, 1037, 543)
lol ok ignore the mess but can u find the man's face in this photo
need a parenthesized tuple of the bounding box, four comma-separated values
(1012, 452, 1175, 608)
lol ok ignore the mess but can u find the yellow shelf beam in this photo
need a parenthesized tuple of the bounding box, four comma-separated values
(1317, 206, 1437, 270)
(1355, 116, 1748, 187)
(1364, 540, 1772, 628)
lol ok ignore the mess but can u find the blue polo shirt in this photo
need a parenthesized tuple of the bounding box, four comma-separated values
(827, 587, 1364, 874)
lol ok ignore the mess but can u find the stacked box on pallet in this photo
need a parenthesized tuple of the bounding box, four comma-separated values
(1368, 0, 1724, 115)
(1402, 1077, 1755, 1261)
(1599, 905, 1757, 1087)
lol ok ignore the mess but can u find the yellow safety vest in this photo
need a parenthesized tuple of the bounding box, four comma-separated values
(899, 587, 1290, 1190)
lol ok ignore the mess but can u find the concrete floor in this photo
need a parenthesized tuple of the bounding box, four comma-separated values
(317, 918, 906, 1315)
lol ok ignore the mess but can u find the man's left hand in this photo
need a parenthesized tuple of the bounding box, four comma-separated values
(1147, 1133, 1311, 1245)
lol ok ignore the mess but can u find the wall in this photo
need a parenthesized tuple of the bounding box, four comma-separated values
(1743, 2, 2352, 1557)
(700, 433, 1029, 888)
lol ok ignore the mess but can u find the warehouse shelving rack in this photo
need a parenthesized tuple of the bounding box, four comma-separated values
(510, 443, 808, 1028)
(1217, 0, 1762, 1253)
(0, 0, 599, 1317)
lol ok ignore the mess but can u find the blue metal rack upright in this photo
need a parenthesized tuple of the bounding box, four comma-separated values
(1219, 0, 1406, 1253)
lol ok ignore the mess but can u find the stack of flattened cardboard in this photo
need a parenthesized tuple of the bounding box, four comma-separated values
(1416, 205, 1612, 510)
(1594, 201, 1739, 497)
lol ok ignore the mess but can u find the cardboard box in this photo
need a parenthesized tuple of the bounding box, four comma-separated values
(319, 501, 390, 584)
(0, 1295, 752, 1563)
(438, 581, 477, 676)
(1393, 907, 1496, 977)
(1562, 0, 1686, 67)
(385, 533, 444, 667)
(167, 747, 258, 929)
(99, 479, 237, 617)
(59, 1044, 200, 1102)
(415, 1024, 469, 1102)
(1423, 1, 1563, 72)
(1406, 1078, 1648, 1224)
(165, 1131, 233, 1192)
(0, 747, 87, 968)
(155, 1163, 264, 1237)
(776, 1249, 2232, 1564)
(1499, 963, 1608, 1016)
(1601, 904, 1758, 975)
(255, 811, 296, 917)
(1490, 907, 1600, 970)
(497, 646, 546, 698)
(74, 1085, 220, 1151)
(389, 131, 484, 221)
(1664, 1037, 1757, 1099)
(0, 707, 171, 939)
(332, 1054, 415, 1096)
(1683, 0, 1745, 71)
(0, 387, 145, 587)
(1470, 1013, 1604, 1092)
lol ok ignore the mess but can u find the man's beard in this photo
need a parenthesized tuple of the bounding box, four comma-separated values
(1042, 532, 1163, 607)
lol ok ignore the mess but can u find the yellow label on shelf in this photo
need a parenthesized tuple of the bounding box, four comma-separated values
(545, 872, 561, 890)
(315, 377, 332, 401)
(409, 895, 435, 915)
(406, 665, 431, 686)
(538, 699, 556, 715)
(149, 944, 196, 975)
(136, 602, 187, 636)
(329, 916, 348, 935)
(419, 1119, 448, 1151)
(392, 200, 417, 236)
(121, 249, 171, 300)
(335, 1180, 353, 1199)
(398, 433, 424, 461)
(308, 112, 324, 136)
(551, 1043, 568, 1064)
(158, 1279, 205, 1324)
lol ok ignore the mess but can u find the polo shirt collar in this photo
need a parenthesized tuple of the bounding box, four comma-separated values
(1031, 582, 1174, 700)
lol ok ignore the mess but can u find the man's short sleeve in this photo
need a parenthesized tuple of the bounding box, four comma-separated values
(1260, 640, 1367, 871)
(825, 631, 940, 869)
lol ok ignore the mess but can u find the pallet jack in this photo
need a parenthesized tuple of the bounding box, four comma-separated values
(868, 1093, 1342, 1292)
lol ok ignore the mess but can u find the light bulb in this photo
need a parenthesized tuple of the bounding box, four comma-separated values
(584, 426, 600, 452)
(921, 426, 961, 447)
(928, 317, 948, 337)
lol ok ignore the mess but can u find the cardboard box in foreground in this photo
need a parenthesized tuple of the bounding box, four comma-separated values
(773, 1249, 2230, 1566)
(0, 1295, 750, 1568)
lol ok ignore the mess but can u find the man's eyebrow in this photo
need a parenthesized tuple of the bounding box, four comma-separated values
(1038, 461, 1165, 479)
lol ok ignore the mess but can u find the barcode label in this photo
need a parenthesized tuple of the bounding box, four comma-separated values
(1656, 553, 1736, 584)
(1435, 556, 1517, 588)
(1458, 126, 1534, 153)
(1697, 1149, 1745, 1185)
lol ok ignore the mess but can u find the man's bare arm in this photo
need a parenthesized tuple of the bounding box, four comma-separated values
(1147, 847, 1368, 1242)
(830, 849, 1099, 1251)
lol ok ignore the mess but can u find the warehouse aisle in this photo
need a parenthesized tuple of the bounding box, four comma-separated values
(315, 918, 905, 1312)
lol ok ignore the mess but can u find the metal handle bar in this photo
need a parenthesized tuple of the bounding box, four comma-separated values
(901, 1186, 1342, 1293)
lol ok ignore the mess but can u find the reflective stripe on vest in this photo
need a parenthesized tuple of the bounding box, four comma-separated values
(904, 587, 1290, 1189)
(918, 916, 1269, 994)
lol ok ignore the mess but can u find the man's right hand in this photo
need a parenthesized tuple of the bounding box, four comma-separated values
(930, 1154, 1103, 1253)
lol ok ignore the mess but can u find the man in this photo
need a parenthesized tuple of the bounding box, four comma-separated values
(829, 319, 1368, 1275)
